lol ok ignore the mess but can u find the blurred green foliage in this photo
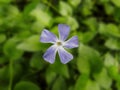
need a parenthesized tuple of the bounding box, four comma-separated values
(0, 0, 120, 90)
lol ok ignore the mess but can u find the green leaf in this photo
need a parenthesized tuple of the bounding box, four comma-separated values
(47, 60, 69, 78)
(106, 24, 120, 37)
(0, 57, 8, 64)
(100, 0, 109, 3)
(0, 63, 22, 81)
(78, 31, 97, 44)
(45, 70, 57, 85)
(52, 76, 67, 90)
(0, 85, 9, 90)
(15, 31, 32, 40)
(77, 53, 90, 74)
(54, 17, 67, 23)
(3, 38, 23, 60)
(83, 17, 98, 31)
(81, 0, 93, 16)
(30, 4, 52, 27)
(54, 16, 79, 30)
(94, 68, 112, 89)
(0, 0, 11, 3)
(68, 0, 81, 7)
(3, 6, 20, 28)
(17, 35, 42, 52)
(31, 21, 45, 33)
(67, 16, 79, 30)
(105, 38, 120, 50)
(116, 77, 120, 90)
(0, 34, 6, 43)
(14, 81, 40, 90)
(108, 66, 119, 80)
(99, 23, 120, 38)
(111, 0, 120, 7)
(104, 53, 118, 67)
(114, 8, 120, 22)
(30, 53, 46, 70)
(68, 86, 74, 90)
(104, 3, 114, 15)
(59, 1, 73, 16)
(23, 2, 38, 16)
(74, 74, 89, 90)
(81, 7, 92, 16)
(77, 44, 103, 74)
(85, 80, 100, 90)
(104, 53, 119, 79)
(0, 66, 9, 81)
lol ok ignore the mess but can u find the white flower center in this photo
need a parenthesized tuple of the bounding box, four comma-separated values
(56, 41, 62, 46)
(55, 40, 64, 47)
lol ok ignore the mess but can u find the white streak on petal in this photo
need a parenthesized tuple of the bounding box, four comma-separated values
(64, 36, 79, 49)
(40, 29, 58, 43)
(58, 24, 70, 41)
(43, 45, 58, 64)
(58, 47, 73, 64)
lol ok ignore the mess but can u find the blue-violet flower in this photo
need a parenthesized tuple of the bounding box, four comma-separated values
(40, 24, 79, 64)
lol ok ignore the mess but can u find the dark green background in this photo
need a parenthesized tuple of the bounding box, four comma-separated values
(0, 0, 120, 90)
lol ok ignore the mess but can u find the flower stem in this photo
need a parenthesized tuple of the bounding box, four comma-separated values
(8, 59, 13, 90)
(42, 0, 62, 16)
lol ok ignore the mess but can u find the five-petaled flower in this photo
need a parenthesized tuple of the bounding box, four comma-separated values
(40, 24, 79, 64)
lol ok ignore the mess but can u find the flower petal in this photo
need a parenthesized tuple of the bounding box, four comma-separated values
(64, 36, 79, 49)
(58, 24, 70, 41)
(40, 29, 58, 43)
(58, 47, 73, 64)
(43, 45, 57, 64)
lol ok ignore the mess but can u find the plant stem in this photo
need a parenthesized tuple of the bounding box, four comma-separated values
(42, 0, 62, 16)
(8, 60, 13, 90)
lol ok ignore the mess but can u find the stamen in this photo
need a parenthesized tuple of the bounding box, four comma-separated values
(57, 41, 62, 46)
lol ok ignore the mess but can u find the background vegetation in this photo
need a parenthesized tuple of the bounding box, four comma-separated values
(0, 0, 120, 90)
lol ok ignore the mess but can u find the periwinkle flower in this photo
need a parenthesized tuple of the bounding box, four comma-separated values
(40, 24, 79, 64)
